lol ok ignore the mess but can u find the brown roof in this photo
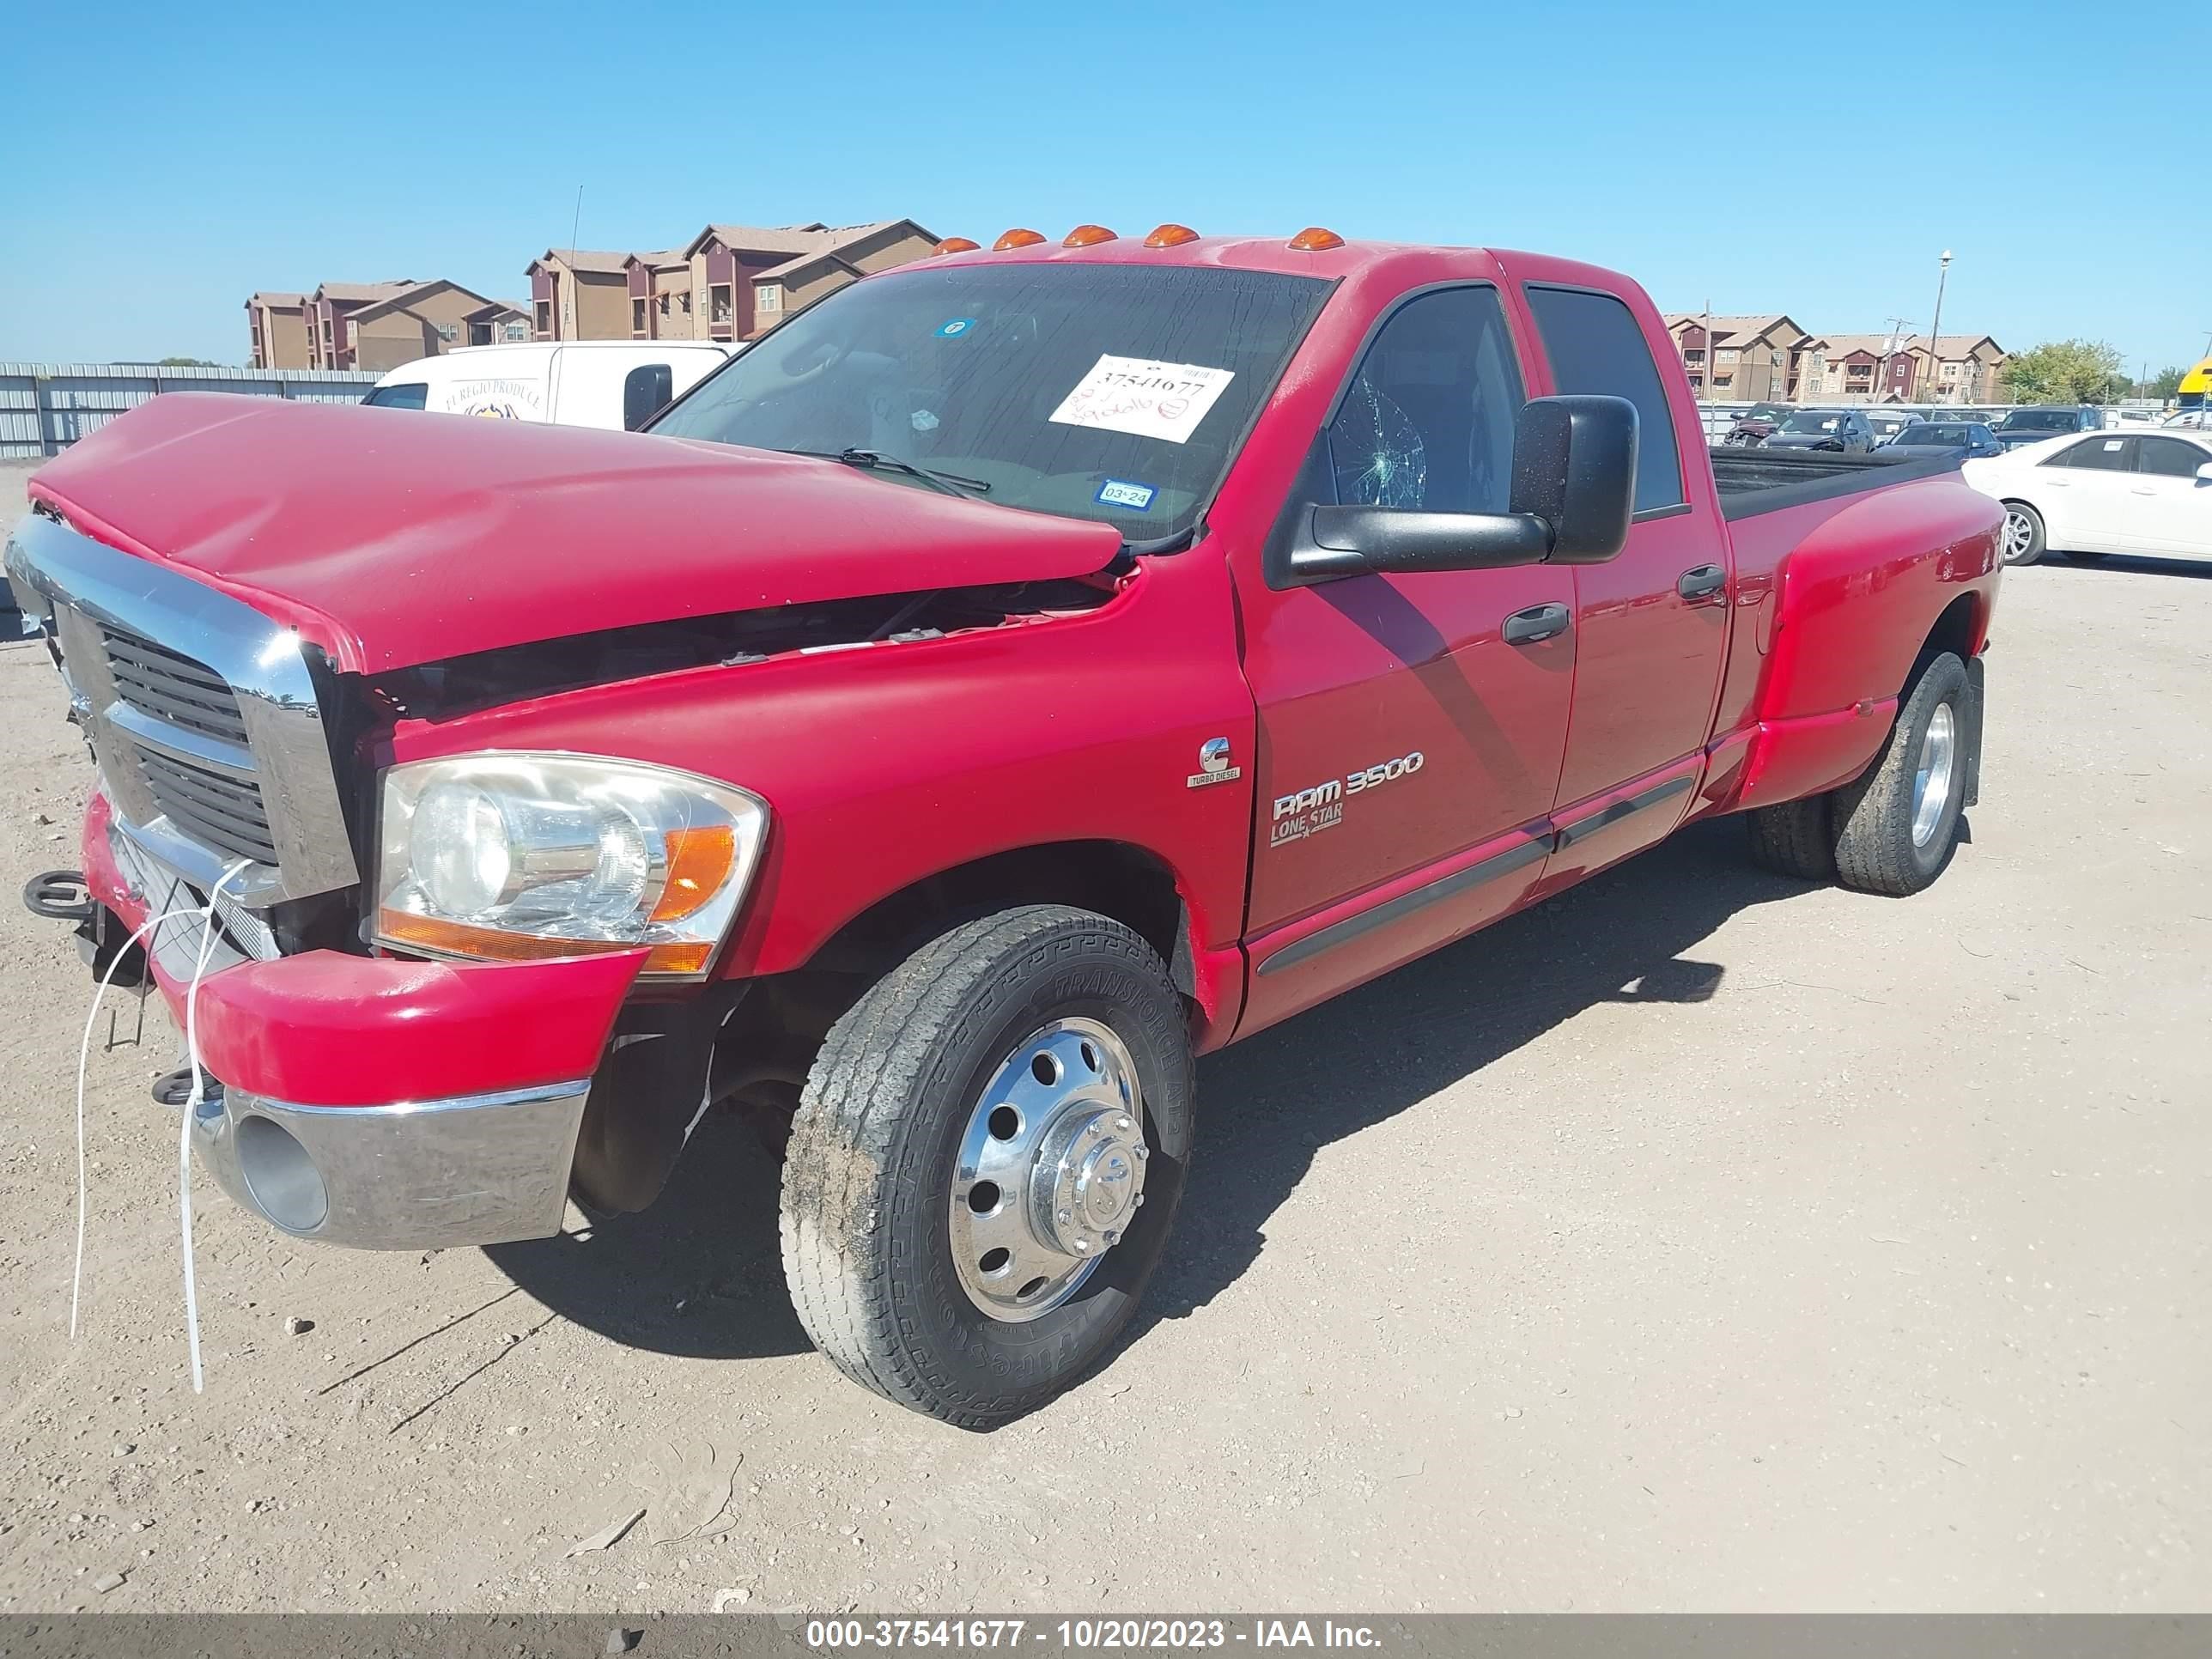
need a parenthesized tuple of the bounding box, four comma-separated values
(532, 248, 635, 275)
(1663, 313, 1808, 349)
(1810, 333, 2004, 361)
(464, 298, 529, 319)
(683, 217, 932, 263)
(623, 247, 691, 272)
(245, 291, 305, 310)
(345, 279, 496, 325)
(753, 250, 862, 284)
(313, 279, 416, 303)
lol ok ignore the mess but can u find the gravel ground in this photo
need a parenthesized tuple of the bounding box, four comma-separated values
(0, 455, 2205, 1613)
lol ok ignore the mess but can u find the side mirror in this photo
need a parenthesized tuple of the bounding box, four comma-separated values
(1273, 394, 1638, 587)
(2196, 462, 2212, 486)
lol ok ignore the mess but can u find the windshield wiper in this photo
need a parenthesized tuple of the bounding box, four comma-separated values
(782, 447, 992, 499)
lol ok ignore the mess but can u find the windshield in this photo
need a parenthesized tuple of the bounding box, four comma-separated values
(650, 263, 1331, 538)
(1780, 411, 1844, 434)
(1870, 415, 1916, 435)
(1998, 410, 2076, 432)
(1905, 425, 1972, 444)
(1742, 404, 1788, 422)
(364, 382, 428, 410)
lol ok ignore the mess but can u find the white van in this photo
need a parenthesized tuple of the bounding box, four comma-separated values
(363, 340, 736, 431)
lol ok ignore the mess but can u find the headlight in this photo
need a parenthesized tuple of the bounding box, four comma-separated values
(375, 753, 768, 979)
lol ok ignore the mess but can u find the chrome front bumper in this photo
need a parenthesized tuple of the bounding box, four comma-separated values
(189, 1079, 592, 1249)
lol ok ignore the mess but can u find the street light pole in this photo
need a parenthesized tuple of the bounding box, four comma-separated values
(1923, 249, 1953, 403)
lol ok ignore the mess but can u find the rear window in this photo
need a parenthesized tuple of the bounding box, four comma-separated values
(1523, 286, 1685, 513)
(2000, 409, 2078, 432)
(2137, 436, 2209, 477)
(363, 382, 428, 410)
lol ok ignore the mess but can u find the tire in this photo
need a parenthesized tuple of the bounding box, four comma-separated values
(1744, 793, 1836, 881)
(2000, 501, 2045, 566)
(1830, 652, 1971, 896)
(780, 904, 1194, 1429)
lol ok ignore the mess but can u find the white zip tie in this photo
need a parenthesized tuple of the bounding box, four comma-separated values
(178, 859, 252, 1393)
(72, 902, 217, 1340)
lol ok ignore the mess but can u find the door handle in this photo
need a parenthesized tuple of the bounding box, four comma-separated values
(2130, 486, 2156, 495)
(1676, 563, 1727, 600)
(1502, 603, 1571, 646)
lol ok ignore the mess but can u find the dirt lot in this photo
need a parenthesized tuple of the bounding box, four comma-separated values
(0, 454, 2205, 1613)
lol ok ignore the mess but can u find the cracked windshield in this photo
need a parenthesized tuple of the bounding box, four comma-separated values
(650, 261, 1328, 537)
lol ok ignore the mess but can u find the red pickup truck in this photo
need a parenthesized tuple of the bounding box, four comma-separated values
(10, 227, 2001, 1428)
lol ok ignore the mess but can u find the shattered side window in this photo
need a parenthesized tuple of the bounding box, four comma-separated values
(1325, 286, 1524, 514)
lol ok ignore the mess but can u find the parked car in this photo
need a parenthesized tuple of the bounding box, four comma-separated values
(1867, 410, 1927, 447)
(1723, 401, 1792, 447)
(1964, 428, 2212, 565)
(1989, 404, 2105, 451)
(365, 341, 736, 431)
(1765, 407, 1878, 453)
(9, 230, 2001, 1426)
(1878, 421, 2006, 461)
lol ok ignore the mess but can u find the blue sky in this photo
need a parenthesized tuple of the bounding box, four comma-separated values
(5, 0, 2208, 374)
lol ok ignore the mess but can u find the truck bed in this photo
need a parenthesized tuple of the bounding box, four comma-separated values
(1710, 447, 1957, 521)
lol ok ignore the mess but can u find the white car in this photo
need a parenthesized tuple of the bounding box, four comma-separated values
(1962, 428, 2212, 566)
(363, 340, 736, 431)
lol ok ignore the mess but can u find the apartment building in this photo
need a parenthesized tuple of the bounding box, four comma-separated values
(1666, 313, 2008, 404)
(1664, 314, 1814, 400)
(1800, 334, 2008, 404)
(244, 293, 311, 369)
(527, 218, 940, 343)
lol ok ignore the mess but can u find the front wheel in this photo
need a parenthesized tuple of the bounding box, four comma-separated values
(2000, 501, 2046, 566)
(780, 905, 1193, 1428)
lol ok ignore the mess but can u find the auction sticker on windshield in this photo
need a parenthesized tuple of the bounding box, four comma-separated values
(1049, 355, 1237, 445)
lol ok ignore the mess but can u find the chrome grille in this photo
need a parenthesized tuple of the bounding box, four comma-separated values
(100, 624, 252, 745)
(133, 744, 282, 866)
(5, 510, 361, 908)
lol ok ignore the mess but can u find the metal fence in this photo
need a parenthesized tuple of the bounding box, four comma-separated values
(0, 363, 380, 459)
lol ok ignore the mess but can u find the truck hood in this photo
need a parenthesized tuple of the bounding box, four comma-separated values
(27, 394, 1124, 673)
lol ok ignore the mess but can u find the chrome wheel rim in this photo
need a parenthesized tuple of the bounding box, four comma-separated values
(949, 1017, 1148, 1323)
(1911, 702, 1958, 848)
(2002, 508, 2035, 563)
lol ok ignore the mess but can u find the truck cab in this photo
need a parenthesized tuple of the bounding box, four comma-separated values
(9, 226, 2000, 1429)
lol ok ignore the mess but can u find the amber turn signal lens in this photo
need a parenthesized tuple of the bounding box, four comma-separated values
(642, 942, 714, 975)
(931, 237, 981, 255)
(1061, 224, 1117, 248)
(378, 910, 638, 963)
(993, 228, 1047, 251)
(1288, 226, 1346, 251)
(651, 823, 737, 923)
(1142, 223, 1200, 248)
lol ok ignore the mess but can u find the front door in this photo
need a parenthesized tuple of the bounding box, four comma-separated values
(2036, 434, 2140, 553)
(1516, 280, 1730, 879)
(2124, 436, 2212, 557)
(1231, 283, 1573, 1034)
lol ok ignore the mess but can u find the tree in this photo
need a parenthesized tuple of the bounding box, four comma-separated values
(156, 356, 222, 368)
(2147, 364, 2188, 401)
(2002, 339, 2128, 404)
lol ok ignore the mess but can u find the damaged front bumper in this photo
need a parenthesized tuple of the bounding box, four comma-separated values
(188, 1079, 593, 1249)
(70, 791, 647, 1249)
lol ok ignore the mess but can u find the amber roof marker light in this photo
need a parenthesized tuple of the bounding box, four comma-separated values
(1061, 224, 1117, 248)
(992, 228, 1047, 251)
(1287, 226, 1346, 251)
(1142, 223, 1200, 248)
(931, 236, 981, 255)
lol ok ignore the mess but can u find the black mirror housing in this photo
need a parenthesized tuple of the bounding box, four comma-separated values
(1509, 394, 1638, 563)
(1266, 392, 1640, 588)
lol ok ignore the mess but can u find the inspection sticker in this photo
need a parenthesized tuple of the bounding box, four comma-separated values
(1095, 478, 1157, 512)
(1048, 355, 1237, 445)
(934, 318, 976, 338)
